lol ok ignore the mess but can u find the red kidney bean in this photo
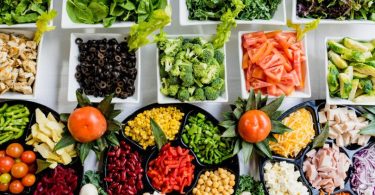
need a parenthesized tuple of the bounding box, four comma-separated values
(105, 141, 143, 194)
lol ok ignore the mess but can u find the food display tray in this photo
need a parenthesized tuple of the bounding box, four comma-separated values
(0, 100, 83, 195)
(259, 100, 375, 195)
(103, 103, 240, 194)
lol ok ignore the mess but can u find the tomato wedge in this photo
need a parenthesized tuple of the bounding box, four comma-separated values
(252, 67, 265, 80)
(242, 53, 249, 69)
(293, 50, 304, 88)
(264, 65, 284, 82)
(250, 79, 272, 89)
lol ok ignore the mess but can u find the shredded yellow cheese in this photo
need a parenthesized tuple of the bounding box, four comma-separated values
(270, 108, 315, 158)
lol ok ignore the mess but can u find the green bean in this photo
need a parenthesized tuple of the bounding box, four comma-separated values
(0, 104, 30, 143)
(182, 113, 235, 164)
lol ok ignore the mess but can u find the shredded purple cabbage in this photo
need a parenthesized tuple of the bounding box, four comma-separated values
(351, 144, 375, 195)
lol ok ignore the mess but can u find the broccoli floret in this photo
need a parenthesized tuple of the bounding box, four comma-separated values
(211, 78, 225, 92)
(167, 76, 180, 85)
(167, 85, 180, 96)
(200, 64, 220, 84)
(214, 49, 225, 64)
(193, 88, 206, 101)
(193, 62, 208, 78)
(201, 43, 215, 63)
(160, 78, 169, 95)
(192, 44, 203, 56)
(170, 64, 180, 76)
(188, 86, 196, 95)
(159, 64, 168, 78)
(204, 86, 220, 100)
(164, 37, 183, 56)
(178, 88, 190, 101)
(176, 51, 186, 60)
(180, 71, 195, 87)
(190, 37, 205, 45)
(155, 31, 168, 50)
(160, 54, 174, 72)
(359, 78, 373, 94)
(179, 61, 193, 73)
(182, 42, 194, 51)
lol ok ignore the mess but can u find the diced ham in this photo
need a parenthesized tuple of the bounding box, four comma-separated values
(303, 144, 351, 193)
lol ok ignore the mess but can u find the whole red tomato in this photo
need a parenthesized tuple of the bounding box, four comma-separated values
(6, 143, 24, 158)
(0, 157, 14, 173)
(21, 174, 35, 187)
(11, 162, 28, 178)
(0, 182, 9, 192)
(9, 180, 24, 194)
(20, 151, 36, 164)
(238, 110, 271, 143)
(68, 106, 107, 143)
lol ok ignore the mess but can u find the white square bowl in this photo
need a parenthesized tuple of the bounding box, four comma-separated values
(238, 31, 311, 99)
(292, 0, 375, 24)
(61, 0, 171, 29)
(179, 0, 286, 26)
(0, 29, 45, 100)
(0, 1, 54, 28)
(325, 37, 375, 105)
(156, 35, 228, 104)
(68, 33, 141, 103)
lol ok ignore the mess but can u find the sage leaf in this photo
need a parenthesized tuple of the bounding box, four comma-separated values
(106, 132, 119, 146)
(221, 125, 236, 137)
(79, 143, 92, 164)
(76, 89, 91, 107)
(233, 139, 240, 156)
(233, 107, 243, 119)
(242, 141, 253, 163)
(271, 120, 292, 134)
(150, 118, 167, 150)
(36, 159, 51, 174)
(312, 122, 329, 149)
(359, 122, 375, 136)
(260, 95, 284, 116)
(54, 133, 76, 151)
(255, 91, 261, 109)
(98, 94, 114, 118)
(219, 120, 236, 128)
(256, 141, 272, 159)
(245, 89, 256, 111)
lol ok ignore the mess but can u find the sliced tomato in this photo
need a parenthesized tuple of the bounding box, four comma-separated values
(265, 30, 282, 38)
(250, 42, 268, 64)
(293, 50, 304, 88)
(252, 66, 265, 80)
(242, 53, 249, 69)
(257, 41, 274, 64)
(250, 79, 272, 89)
(258, 54, 283, 70)
(276, 83, 295, 95)
(281, 70, 300, 87)
(275, 34, 293, 61)
(245, 68, 252, 91)
(264, 65, 284, 82)
(267, 85, 284, 96)
(283, 60, 293, 72)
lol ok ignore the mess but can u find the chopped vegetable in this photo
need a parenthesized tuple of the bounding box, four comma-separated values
(326, 38, 375, 102)
(351, 144, 375, 195)
(235, 175, 264, 195)
(0, 0, 50, 25)
(192, 168, 235, 195)
(303, 144, 351, 193)
(270, 108, 315, 158)
(124, 107, 184, 149)
(186, 0, 282, 21)
(66, 0, 167, 27)
(264, 161, 309, 195)
(241, 31, 307, 96)
(34, 165, 79, 195)
(26, 109, 76, 168)
(0, 104, 30, 144)
(34, 10, 57, 44)
(297, 0, 375, 21)
(147, 143, 195, 194)
(156, 34, 226, 102)
(182, 113, 235, 164)
(104, 141, 143, 195)
(0, 33, 38, 95)
(319, 104, 371, 147)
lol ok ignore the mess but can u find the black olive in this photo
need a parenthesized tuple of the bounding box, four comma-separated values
(75, 38, 83, 45)
(75, 72, 81, 79)
(108, 38, 118, 45)
(115, 55, 121, 62)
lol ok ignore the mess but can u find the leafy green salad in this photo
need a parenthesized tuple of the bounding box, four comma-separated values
(327, 38, 375, 102)
(186, 0, 282, 21)
(0, 0, 50, 25)
(66, 0, 167, 27)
